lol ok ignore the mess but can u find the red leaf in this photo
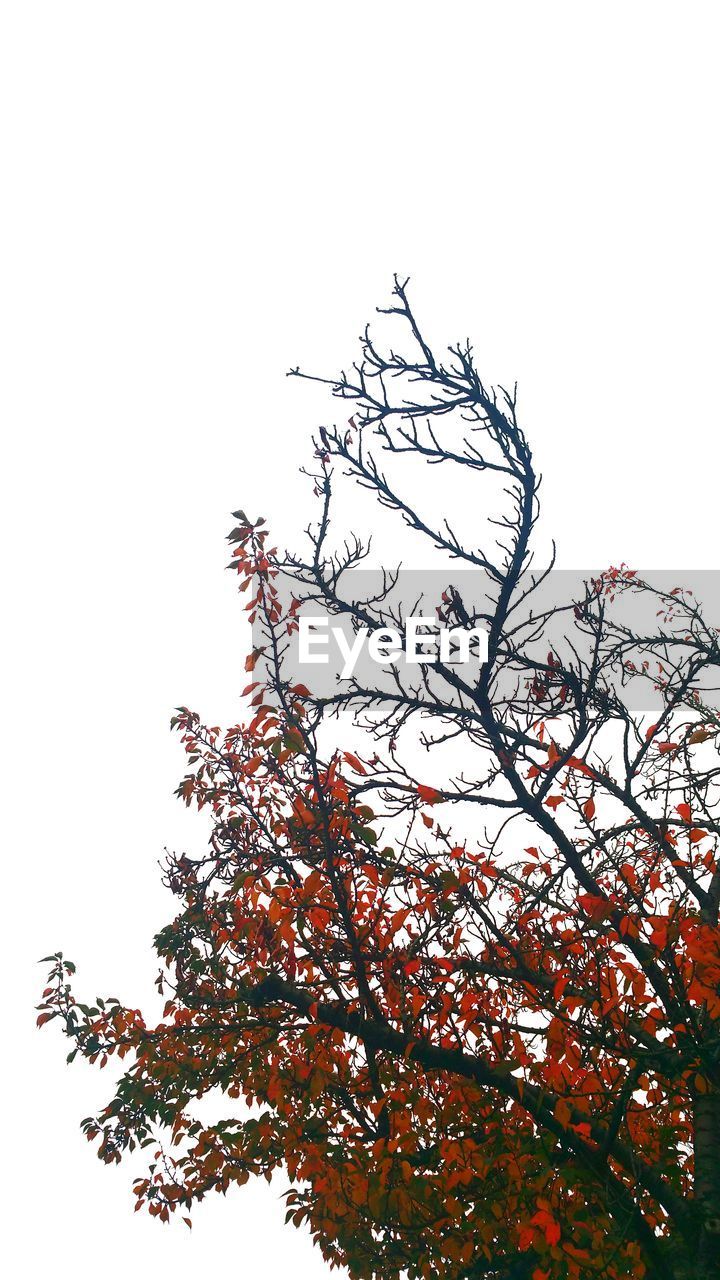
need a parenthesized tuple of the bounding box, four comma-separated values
(577, 893, 612, 923)
(417, 785, 442, 805)
(545, 1220, 561, 1246)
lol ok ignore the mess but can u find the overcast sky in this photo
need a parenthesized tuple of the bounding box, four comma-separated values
(2, 4, 719, 1277)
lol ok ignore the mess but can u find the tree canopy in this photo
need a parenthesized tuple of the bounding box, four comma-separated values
(40, 280, 720, 1280)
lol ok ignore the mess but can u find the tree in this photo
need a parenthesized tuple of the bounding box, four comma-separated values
(39, 279, 720, 1280)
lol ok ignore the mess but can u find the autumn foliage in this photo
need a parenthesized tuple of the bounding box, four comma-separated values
(40, 281, 720, 1280)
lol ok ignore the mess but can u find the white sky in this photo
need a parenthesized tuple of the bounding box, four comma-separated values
(2, 3, 719, 1277)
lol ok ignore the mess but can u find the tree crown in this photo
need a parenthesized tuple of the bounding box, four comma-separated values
(39, 280, 720, 1280)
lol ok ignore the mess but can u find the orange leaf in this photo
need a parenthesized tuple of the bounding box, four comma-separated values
(343, 751, 366, 775)
(554, 1098, 572, 1129)
(688, 727, 713, 745)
